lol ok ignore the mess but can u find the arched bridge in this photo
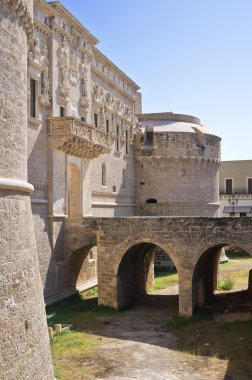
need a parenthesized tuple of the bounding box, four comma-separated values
(96, 217, 252, 316)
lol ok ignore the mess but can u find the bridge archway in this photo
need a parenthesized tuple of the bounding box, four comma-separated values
(117, 242, 178, 310)
(69, 245, 97, 294)
(192, 244, 252, 313)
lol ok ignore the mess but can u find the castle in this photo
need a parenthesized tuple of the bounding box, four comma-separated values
(0, 0, 228, 378)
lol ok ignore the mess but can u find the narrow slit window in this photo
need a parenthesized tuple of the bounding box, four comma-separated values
(94, 113, 98, 128)
(102, 163, 106, 186)
(125, 130, 129, 154)
(106, 119, 110, 134)
(30, 79, 36, 118)
(116, 125, 120, 151)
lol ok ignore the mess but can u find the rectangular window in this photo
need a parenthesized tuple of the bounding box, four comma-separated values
(81, 116, 85, 122)
(106, 119, 109, 134)
(60, 106, 65, 117)
(94, 113, 98, 128)
(225, 178, 233, 195)
(30, 79, 36, 118)
(125, 130, 129, 154)
(116, 125, 120, 151)
(145, 131, 154, 146)
(248, 178, 252, 194)
(240, 212, 247, 217)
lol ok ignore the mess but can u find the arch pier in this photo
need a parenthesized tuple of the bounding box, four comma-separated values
(96, 217, 252, 316)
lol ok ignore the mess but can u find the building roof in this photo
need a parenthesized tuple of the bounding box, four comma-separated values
(137, 113, 215, 135)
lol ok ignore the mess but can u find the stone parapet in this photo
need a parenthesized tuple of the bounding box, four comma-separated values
(47, 116, 110, 159)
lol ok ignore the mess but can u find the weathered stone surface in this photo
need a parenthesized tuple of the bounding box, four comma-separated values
(0, 1, 53, 378)
(96, 217, 252, 316)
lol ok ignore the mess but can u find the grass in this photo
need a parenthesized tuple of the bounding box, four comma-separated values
(50, 329, 101, 380)
(167, 313, 252, 379)
(150, 269, 178, 291)
(218, 257, 252, 290)
(82, 286, 98, 298)
(217, 277, 235, 291)
(47, 294, 121, 379)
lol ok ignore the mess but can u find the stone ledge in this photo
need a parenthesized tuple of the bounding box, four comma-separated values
(0, 178, 34, 193)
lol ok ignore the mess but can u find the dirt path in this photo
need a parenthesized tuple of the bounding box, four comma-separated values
(85, 290, 229, 380)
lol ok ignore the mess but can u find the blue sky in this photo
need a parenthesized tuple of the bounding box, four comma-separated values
(60, 0, 252, 160)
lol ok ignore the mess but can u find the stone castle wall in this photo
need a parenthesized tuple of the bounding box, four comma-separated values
(0, 0, 53, 378)
(135, 127, 221, 216)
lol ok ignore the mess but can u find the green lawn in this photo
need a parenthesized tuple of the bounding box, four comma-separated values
(151, 269, 178, 291)
(47, 294, 121, 379)
(218, 257, 252, 289)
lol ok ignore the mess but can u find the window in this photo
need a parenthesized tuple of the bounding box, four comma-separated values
(113, 185, 116, 192)
(230, 212, 235, 217)
(106, 119, 109, 134)
(248, 178, 252, 194)
(240, 212, 247, 217)
(60, 106, 65, 117)
(116, 125, 120, 151)
(145, 131, 154, 146)
(102, 163, 106, 186)
(125, 130, 129, 154)
(225, 179, 233, 195)
(81, 116, 85, 122)
(30, 79, 36, 118)
(94, 113, 98, 128)
(122, 169, 126, 189)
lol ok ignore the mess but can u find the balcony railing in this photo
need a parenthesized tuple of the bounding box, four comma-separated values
(47, 117, 110, 159)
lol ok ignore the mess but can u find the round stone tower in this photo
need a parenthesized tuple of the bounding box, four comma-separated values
(0, 1, 54, 378)
(135, 112, 221, 216)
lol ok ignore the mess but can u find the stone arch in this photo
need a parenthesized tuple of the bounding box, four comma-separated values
(68, 163, 81, 217)
(116, 241, 178, 309)
(69, 245, 97, 294)
(192, 243, 252, 311)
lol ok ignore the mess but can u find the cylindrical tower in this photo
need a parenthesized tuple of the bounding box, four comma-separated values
(135, 113, 221, 216)
(0, 1, 54, 378)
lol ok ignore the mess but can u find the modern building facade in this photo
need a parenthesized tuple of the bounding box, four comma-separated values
(220, 160, 252, 217)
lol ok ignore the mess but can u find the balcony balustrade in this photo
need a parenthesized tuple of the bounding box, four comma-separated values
(47, 117, 110, 159)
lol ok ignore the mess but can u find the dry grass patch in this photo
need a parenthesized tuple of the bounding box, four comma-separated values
(168, 312, 252, 379)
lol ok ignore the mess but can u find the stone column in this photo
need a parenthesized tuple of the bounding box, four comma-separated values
(0, 1, 54, 379)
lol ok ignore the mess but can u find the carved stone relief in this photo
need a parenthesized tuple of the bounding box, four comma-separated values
(79, 53, 89, 114)
(59, 36, 70, 100)
(39, 45, 51, 108)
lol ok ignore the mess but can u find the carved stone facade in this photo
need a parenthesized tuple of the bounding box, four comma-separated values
(23, 0, 222, 308)
(1, 1, 224, 374)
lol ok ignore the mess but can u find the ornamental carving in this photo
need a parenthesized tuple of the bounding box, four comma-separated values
(4, 0, 33, 38)
(79, 53, 89, 114)
(47, 117, 110, 159)
(59, 37, 69, 100)
(124, 106, 133, 122)
(92, 83, 106, 107)
(116, 99, 124, 116)
(69, 48, 78, 86)
(39, 45, 51, 108)
(28, 37, 43, 67)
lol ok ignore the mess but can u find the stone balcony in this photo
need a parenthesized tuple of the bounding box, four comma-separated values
(220, 193, 252, 199)
(47, 117, 110, 159)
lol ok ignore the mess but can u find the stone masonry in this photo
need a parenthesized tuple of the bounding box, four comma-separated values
(96, 217, 252, 316)
(0, 0, 54, 378)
